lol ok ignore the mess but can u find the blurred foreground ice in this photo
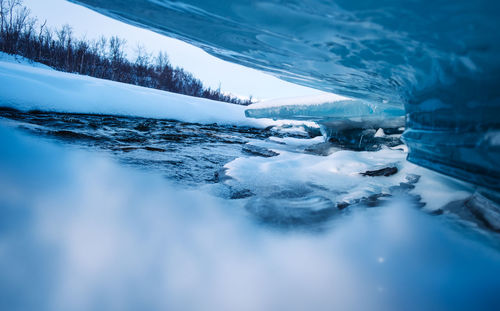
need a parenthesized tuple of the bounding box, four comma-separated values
(1, 124, 500, 311)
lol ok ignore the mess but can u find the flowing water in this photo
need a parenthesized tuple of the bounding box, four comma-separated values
(0, 108, 312, 187)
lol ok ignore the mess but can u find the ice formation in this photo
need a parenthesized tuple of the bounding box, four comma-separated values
(245, 94, 405, 130)
(70, 0, 500, 190)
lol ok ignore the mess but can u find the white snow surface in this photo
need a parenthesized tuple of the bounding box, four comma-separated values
(0, 53, 283, 128)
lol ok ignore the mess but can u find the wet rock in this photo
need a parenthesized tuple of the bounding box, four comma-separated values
(303, 125, 322, 137)
(213, 168, 233, 183)
(389, 182, 415, 194)
(337, 202, 350, 210)
(242, 144, 279, 157)
(336, 193, 393, 210)
(324, 127, 403, 151)
(143, 146, 166, 152)
(383, 127, 405, 135)
(304, 142, 339, 156)
(361, 167, 398, 177)
(405, 174, 421, 184)
(230, 188, 254, 199)
(118, 146, 139, 152)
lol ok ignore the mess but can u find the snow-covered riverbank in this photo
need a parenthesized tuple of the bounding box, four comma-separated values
(0, 53, 275, 128)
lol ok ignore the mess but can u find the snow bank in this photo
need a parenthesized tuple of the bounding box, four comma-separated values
(0, 52, 53, 69)
(0, 54, 274, 127)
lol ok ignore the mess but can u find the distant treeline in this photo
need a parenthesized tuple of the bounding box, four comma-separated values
(0, 0, 253, 105)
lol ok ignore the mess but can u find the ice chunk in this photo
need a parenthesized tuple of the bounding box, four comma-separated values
(374, 128, 385, 138)
(246, 95, 405, 130)
(224, 147, 409, 207)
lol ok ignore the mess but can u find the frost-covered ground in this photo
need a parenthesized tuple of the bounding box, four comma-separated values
(1, 53, 500, 310)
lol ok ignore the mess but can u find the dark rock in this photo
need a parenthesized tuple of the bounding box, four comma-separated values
(361, 167, 398, 177)
(405, 174, 421, 184)
(242, 144, 279, 157)
(230, 188, 254, 199)
(143, 146, 166, 152)
(337, 202, 350, 210)
(214, 168, 233, 183)
(118, 146, 139, 152)
(383, 127, 405, 135)
(303, 125, 322, 137)
(304, 142, 339, 156)
(389, 182, 415, 194)
(323, 127, 403, 151)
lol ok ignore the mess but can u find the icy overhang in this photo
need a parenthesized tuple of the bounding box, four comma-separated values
(69, 0, 499, 190)
(70, 0, 500, 105)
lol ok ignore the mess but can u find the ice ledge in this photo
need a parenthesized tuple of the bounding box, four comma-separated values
(245, 95, 405, 130)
